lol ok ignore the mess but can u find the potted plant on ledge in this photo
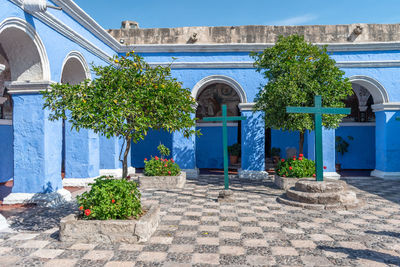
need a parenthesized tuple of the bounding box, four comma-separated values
(228, 143, 241, 165)
(137, 144, 186, 189)
(335, 136, 353, 171)
(274, 154, 316, 190)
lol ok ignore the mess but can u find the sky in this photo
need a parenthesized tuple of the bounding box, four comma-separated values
(74, 0, 400, 29)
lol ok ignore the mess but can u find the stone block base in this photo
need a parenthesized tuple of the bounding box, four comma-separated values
(238, 170, 269, 180)
(274, 175, 313, 190)
(371, 169, 400, 180)
(99, 167, 136, 178)
(138, 172, 186, 189)
(60, 204, 160, 244)
(182, 169, 199, 179)
(217, 190, 235, 203)
(3, 189, 72, 207)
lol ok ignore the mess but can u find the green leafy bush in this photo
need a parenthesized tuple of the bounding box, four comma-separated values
(144, 156, 181, 176)
(157, 143, 170, 157)
(77, 177, 142, 220)
(276, 154, 316, 178)
(228, 143, 241, 156)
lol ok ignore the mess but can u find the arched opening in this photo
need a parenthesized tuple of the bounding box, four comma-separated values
(194, 78, 244, 173)
(0, 18, 47, 192)
(60, 52, 90, 178)
(335, 76, 386, 175)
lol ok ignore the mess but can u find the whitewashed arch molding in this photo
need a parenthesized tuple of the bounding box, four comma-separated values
(0, 17, 50, 81)
(349, 75, 389, 105)
(61, 51, 91, 83)
(191, 75, 247, 103)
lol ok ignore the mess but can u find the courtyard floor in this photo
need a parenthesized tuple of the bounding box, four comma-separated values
(0, 175, 399, 266)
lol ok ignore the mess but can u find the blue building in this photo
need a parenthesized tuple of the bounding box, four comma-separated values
(0, 0, 400, 204)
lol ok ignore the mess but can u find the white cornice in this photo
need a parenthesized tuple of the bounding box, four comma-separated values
(238, 103, 255, 111)
(372, 103, 400, 112)
(0, 119, 12, 125)
(149, 60, 400, 69)
(6, 80, 54, 94)
(339, 122, 376, 127)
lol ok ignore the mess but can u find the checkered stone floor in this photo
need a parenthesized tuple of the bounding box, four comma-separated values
(0, 175, 400, 266)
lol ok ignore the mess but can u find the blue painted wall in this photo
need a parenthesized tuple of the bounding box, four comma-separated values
(196, 126, 238, 169)
(335, 126, 375, 169)
(0, 125, 13, 183)
(307, 128, 337, 173)
(271, 130, 301, 159)
(131, 129, 172, 168)
(100, 135, 131, 170)
(241, 111, 265, 171)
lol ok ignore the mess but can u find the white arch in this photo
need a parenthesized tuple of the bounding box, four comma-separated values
(191, 75, 248, 103)
(0, 17, 50, 81)
(349, 75, 389, 105)
(61, 51, 91, 84)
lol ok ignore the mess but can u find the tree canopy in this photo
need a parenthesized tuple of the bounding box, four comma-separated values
(251, 35, 353, 153)
(43, 52, 198, 177)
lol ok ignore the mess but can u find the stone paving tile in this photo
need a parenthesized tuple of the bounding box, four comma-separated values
(0, 175, 399, 266)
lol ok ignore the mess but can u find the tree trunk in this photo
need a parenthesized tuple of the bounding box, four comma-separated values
(299, 130, 305, 155)
(122, 137, 132, 179)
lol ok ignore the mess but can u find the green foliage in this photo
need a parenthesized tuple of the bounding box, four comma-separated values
(271, 147, 281, 157)
(228, 143, 241, 156)
(251, 35, 353, 138)
(144, 156, 181, 176)
(157, 143, 170, 158)
(42, 52, 198, 178)
(335, 135, 354, 155)
(77, 177, 142, 220)
(276, 154, 315, 178)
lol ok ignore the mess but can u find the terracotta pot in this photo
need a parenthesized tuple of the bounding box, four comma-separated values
(230, 155, 238, 164)
(335, 163, 341, 172)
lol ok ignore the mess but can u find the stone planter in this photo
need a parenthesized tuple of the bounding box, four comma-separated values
(59, 204, 160, 244)
(274, 175, 313, 190)
(138, 172, 186, 189)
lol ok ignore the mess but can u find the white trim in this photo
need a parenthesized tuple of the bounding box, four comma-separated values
(350, 75, 389, 105)
(238, 170, 269, 180)
(324, 172, 341, 180)
(62, 177, 97, 187)
(51, 0, 121, 51)
(0, 17, 50, 81)
(182, 168, 199, 179)
(99, 167, 136, 177)
(196, 122, 238, 127)
(192, 75, 247, 103)
(0, 120, 12, 126)
(61, 51, 92, 81)
(371, 169, 400, 180)
(6, 80, 54, 94)
(238, 102, 255, 111)
(339, 122, 376, 127)
(0, 64, 5, 73)
(2, 188, 72, 206)
(372, 103, 400, 112)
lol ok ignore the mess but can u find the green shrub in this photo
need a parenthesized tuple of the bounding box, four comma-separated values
(276, 154, 315, 178)
(157, 143, 170, 157)
(77, 177, 142, 220)
(228, 143, 241, 156)
(144, 156, 181, 176)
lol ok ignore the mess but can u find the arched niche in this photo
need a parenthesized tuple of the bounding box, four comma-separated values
(349, 75, 389, 105)
(61, 51, 91, 85)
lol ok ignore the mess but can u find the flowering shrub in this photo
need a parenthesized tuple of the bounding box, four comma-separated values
(77, 177, 142, 220)
(276, 154, 315, 178)
(144, 156, 181, 176)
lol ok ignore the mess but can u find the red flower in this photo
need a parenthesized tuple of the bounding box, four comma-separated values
(293, 158, 296, 161)
(289, 166, 293, 170)
(155, 156, 159, 160)
(84, 209, 91, 216)
(112, 199, 115, 203)
(323, 166, 327, 169)
(164, 164, 167, 167)
(79, 206, 83, 211)
(313, 174, 316, 177)
(299, 154, 304, 157)
(282, 175, 286, 177)
(127, 175, 131, 179)
(171, 159, 174, 163)
(299, 157, 303, 161)
(168, 171, 171, 175)
(144, 158, 147, 161)
(281, 159, 285, 162)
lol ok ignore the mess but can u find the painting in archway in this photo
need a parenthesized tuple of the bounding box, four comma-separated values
(196, 83, 240, 122)
(343, 84, 375, 122)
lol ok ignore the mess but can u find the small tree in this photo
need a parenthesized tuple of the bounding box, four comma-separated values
(43, 52, 198, 178)
(251, 35, 353, 154)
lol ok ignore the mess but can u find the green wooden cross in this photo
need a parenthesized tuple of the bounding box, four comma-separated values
(286, 95, 350, 182)
(203, 105, 247, 190)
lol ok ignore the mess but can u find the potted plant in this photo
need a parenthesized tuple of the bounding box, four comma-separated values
(271, 147, 281, 164)
(335, 136, 354, 171)
(137, 144, 186, 189)
(60, 177, 160, 243)
(228, 143, 241, 164)
(274, 154, 316, 190)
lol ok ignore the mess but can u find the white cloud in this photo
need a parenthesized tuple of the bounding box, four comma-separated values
(269, 14, 318, 26)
